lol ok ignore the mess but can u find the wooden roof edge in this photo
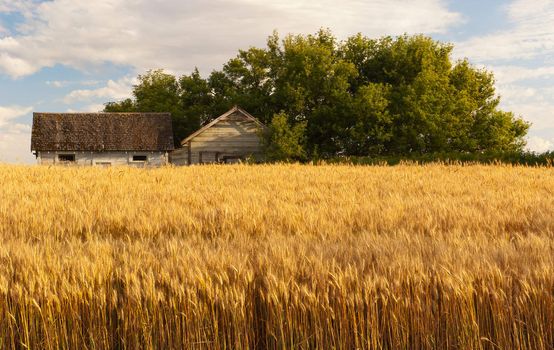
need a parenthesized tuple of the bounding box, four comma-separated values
(234, 106, 265, 128)
(31, 148, 175, 152)
(33, 112, 172, 116)
(180, 106, 265, 145)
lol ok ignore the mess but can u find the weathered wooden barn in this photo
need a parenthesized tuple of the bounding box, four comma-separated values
(171, 106, 265, 165)
(31, 112, 174, 166)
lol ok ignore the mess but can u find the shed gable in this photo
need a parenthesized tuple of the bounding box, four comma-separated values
(173, 106, 264, 165)
(180, 106, 263, 145)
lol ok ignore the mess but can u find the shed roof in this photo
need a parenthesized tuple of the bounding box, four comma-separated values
(31, 113, 174, 152)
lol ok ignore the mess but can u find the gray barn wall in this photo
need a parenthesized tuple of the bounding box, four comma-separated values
(170, 148, 189, 166)
(37, 151, 168, 167)
(171, 113, 263, 165)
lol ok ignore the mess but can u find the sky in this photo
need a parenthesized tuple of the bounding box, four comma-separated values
(1, 0, 553, 163)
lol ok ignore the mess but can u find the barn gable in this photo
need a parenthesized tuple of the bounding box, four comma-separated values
(172, 106, 264, 165)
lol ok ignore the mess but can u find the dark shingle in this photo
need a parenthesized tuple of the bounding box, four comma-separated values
(31, 113, 174, 151)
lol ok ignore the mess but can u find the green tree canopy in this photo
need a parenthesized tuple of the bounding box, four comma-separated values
(262, 112, 307, 161)
(104, 69, 201, 146)
(104, 30, 529, 158)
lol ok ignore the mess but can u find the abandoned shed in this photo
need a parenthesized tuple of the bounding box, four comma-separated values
(31, 112, 174, 166)
(171, 106, 265, 165)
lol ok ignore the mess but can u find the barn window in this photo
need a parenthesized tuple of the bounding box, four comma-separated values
(58, 154, 75, 162)
(132, 155, 147, 162)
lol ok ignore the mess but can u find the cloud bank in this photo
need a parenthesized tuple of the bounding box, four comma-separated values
(455, 0, 554, 63)
(0, 0, 461, 78)
(455, 0, 554, 152)
(0, 105, 34, 163)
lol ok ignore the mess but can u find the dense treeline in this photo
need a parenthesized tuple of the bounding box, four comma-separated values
(326, 151, 554, 166)
(105, 30, 529, 160)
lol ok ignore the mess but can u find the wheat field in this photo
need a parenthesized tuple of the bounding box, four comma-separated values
(0, 163, 553, 349)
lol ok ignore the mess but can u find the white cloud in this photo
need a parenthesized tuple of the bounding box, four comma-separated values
(67, 104, 105, 113)
(0, 0, 461, 78)
(453, 1, 554, 150)
(0, 0, 35, 15)
(455, 0, 554, 62)
(496, 83, 554, 134)
(0, 105, 32, 127)
(497, 85, 538, 103)
(83, 104, 105, 112)
(490, 65, 554, 85)
(0, 52, 36, 77)
(63, 76, 135, 104)
(46, 80, 69, 88)
(0, 123, 34, 164)
(0, 105, 34, 164)
(0, 0, 30, 10)
(46, 79, 102, 88)
(527, 136, 554, 153)
(505, 100, 554, 131)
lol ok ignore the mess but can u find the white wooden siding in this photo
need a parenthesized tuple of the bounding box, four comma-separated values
(37, 151, 168, 167)
(188, 113, 262, 165)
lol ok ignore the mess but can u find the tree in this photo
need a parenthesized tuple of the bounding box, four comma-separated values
(104, 98, 136, 113)
(104, 31, 530, 158)
(104, 69, 198, 145)
(449, 60, 529, 152)
(132, 70, 187, 146)
(345, 83, 392, 155)
(262, 112, 307, 161)
(178, 68, 213, 138)
(270, 30, 358, 156)
(339, 34, 529, 154)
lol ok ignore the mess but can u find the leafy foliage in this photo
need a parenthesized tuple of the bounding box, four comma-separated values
(326, 151, 554, 166)
(261, 112, 307, 161)
(105, 69, 203, 146)
(104, 31, 530, 157)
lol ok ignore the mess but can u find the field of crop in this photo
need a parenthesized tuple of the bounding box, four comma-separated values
(0, 163, 553, 349)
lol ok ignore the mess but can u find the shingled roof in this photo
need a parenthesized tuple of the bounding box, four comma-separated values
(31, 113, 174, 152)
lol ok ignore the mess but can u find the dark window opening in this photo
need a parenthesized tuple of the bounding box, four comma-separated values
(133, 155, 147, 162)
(58, 154, 75, 162)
